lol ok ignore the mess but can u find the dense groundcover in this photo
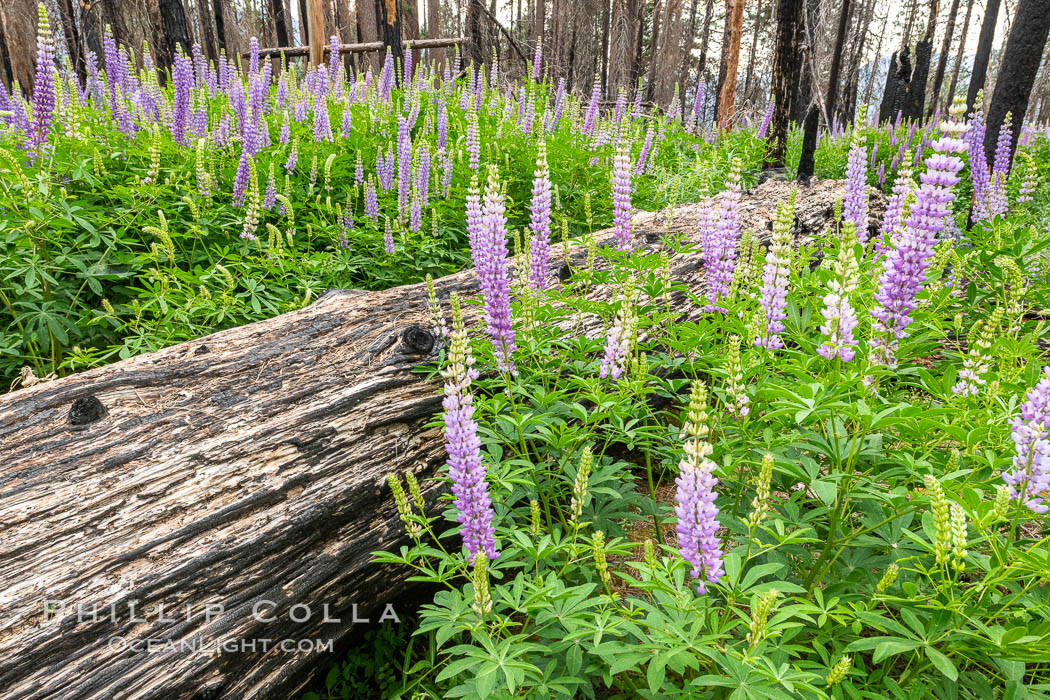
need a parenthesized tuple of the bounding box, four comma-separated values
(5, 12, 1050, 700)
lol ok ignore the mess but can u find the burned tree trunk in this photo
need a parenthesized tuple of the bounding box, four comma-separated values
(212, 0, 228, 53)
(769, 0, 805, 168)
(929, 0, 961, 117)
(824, 0, 853, 126)
(0, 180, 862, 700)
(159, 0, 194, 60)
(946, 0, 974, 110)
(904, 0, 939, 120)
(715, 0, 745, 126)
(966, 0, 1000, 110)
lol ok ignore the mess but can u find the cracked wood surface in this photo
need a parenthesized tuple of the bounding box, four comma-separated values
(0, 177, 869, 699)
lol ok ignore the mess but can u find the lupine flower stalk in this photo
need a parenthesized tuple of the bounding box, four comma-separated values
(599, 278, 637, 380)
(611, 139, 633, 251)
(442, 293, 499, 563)
(528, 139, 553, 289)
(755, 190, 797, 349)
(476, 166, 517, 374)
(843, 125, 869, 241)
(674, 381, 724, 594)
(1002, 366, 1050, 513)
(817, 222, 861, 361)
(29, 4, 56, 156)
(706, 159, 744, 303)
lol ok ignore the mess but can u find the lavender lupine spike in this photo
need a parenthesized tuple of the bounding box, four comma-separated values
(582, 76, 601, 137)
(1002, 367, 1050, 513)
(611, 140, 633, 251)
(384, 217, 395, 253)
(28, 4, 56, 157)
(817, 222, 861, 361)
(532, 38, 542, 81)
(442, 294, 499, 563)
(397, 116, 412, 216)
(967, 95, 991, 220)
(364, 177, 380, 221)
(248, 37, 260, 76)
(528, 139, 553, 289)
(263, 163, 277, 210)
(476, 167, 517, 374)
(842, 126, 869, 242)
(756, 101, 774, 139)
(635, 127, 655, 175)
(877, 150, 914, 252)
(466, 110, 481, 171)
(870, 99, 968, 368)
(755, 190, 797, 349)
(599, 279, 637, 381)
(706, 159, 744, 303)
(465, 174, 484, 255)
(674, 381, 725, 595)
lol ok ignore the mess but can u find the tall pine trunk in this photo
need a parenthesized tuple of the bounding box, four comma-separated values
(742, 0, 764, 105)
(428, 0, 444, 66)
(928, 0, 960, 116)
(696, 0, 715, 81)
(769, 0, 804, 168)
(213, 0, 228, 53)
(984, 0, 1050, 167)
(903, 0, 939, 120)
(946, 0, 974, 109)
(715, 0, 745, 126)
(823, 0, 852, 125)
(270, 0, 290, 46)
(967, 0, 1000, 110)
(357, 0, 382, 73)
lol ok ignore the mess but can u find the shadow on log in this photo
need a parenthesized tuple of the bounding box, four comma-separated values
(0, 178, 877, 699)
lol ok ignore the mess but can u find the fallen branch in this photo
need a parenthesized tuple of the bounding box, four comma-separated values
(247, 37, 467, 60)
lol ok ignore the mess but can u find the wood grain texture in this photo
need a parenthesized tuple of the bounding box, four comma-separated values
(0, 178, 873, 699)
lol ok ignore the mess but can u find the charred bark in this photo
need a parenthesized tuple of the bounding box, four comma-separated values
(903, 0, 938, 120)
(966, 0, 1000, 110)
(769, 0, 804, 168)
(984, 0, 1050, 169)
(946, 0, 974, 110)
(0, 179, 863, 700)
(929, 0, 961, 116)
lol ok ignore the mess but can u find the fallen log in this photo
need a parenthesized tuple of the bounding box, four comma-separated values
(0, 178, 866, 699)
(246, 37, 467, 60)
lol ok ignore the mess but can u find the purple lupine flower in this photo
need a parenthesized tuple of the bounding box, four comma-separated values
(532, 39, 542, 81)
(283, 138, 298, 172)
(706, 162, 743, 302)
(328, 35, 341, 86)
(690, 83, 705, 131)
(968, 104, 991, 220)
(337, 211, 351, 249)
(416, 143, 431, 203)
(340, 100, 353, 137)
(755, 193, 796, 349)
(992, 113, 1014, 180)
(1003, 367, 1050, 513)
(171, 53, 194, 146)
(635, 127, 655, 176)
(528, 140, 553, 289)
(817, 225, 861, 362)
(355, 151, 365, 185)
(263, 165, 277, 210)
(402, 42, 414, 86)
(380, 50, 394, 99)
(475, 167, 517, 374)
(549, 77, 567, 132)
(466, 111, 481, 171)
(437, 101, 449, 150)
(397, 116, 412, 215)
(312, 94, 332, 141)
(599, 281, 636, 380)
(442, 295, 498, 564)
(674, 382, 724, 594)
(248, 37, 260, 76)
(409, 190, 422, 232)
(877, 151, 914, 253)
(440, 147, 454, 196)
(279, 111, 290, 144)
(582, 76, 601, 137)
(232, 150, 252, 206)
(611, 140, 633, 251)
(843, 130, 869, 242)
(870, 104, 967, 367)
(28, 4, 56, 156)
(466, 174, 484, 254)
(756, 101, 774, 139)
(364, 177, 380, 221)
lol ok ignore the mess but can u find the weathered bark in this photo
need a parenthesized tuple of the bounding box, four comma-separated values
(903, 0, 938, 120)
(929, 0, 961, 117)
(608, 0, 636, 97)
(160, 0, 194, 60)
(58, 0, 84, 83)
(824, 0, 852, 125)
(645, 0, 663, 101)
(0, 0, 36, 90)
(401, 0, 421, 74)
(357, 0, 383, 73)
(892, 46, 913, 117)
(946, 0, 974, 110)
(742, 0, 764, 105)
(966, 0, 1000, 110)
(862, 5, 888, 109)
(696, 0, 715, 80)
(878, 49, 899, 122)
(678, 0, 699, 100)
(197, 0, 218, 62)
(715, 0, 745, 126)
(798, 104, 819, 180)
(213, 0, 228, 53)
(466, 0, 485, 66)
(653, 0, 684, 104)
(789, 0, 817, 125)
(0, 179, 861, 700)
(903, 0, 918, 46)
(769, 0, 804, 168)
(428, 0, 445, 66)
(0, 12, 12, 89)
(270, 0, 290, 47)
(984, 0, 1050, 170)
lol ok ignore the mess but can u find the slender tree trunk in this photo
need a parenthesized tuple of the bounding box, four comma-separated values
(57, 0, 83, 83)
(270, 0, 290, 46)
(678, 0, 699, 96)
(946, 0, 974, 109)
(769, 0, 804, 168)
(903, 0, 918, 46)
(863, 7, 888, 108)
(843, 0, 875, 118)
(878, 49, 899, 121)
(196, 0, 217, 61)
(984, 0, 1050, 168)
(466, 0, 485, 65)
(357, 0, 382, 72)
(600, 0, 611, 94)
(789, 0, 816, 124)
(608, 0, 636, 95)
(380, 0, 404, 74)
(630, 0, 645, 86)
(695, 0, 715, 85)
(0, 8, 13, 89)
(429, 0, 445, 66)
(715, 0, 745, 126)
(401, 0, 421, 72)
(743, 0, 764, 104)
(903, 0, 938, 119)
(823, 0, 852, 125)
(967, 0, 1000, 110)
(213, 0, 228, 53)
(798, 104, 819, 179)
(928, 0, 960, 116)
(645, 0, 664, 101)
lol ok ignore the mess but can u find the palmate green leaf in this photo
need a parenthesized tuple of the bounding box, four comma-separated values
(925, 645, 958, 681)
(872, 638, 923, 664)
